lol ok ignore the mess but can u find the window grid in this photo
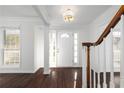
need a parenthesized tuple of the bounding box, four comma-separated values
(3, 28, 20, 65)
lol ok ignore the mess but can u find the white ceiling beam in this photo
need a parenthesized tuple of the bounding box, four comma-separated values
(32, 5, 50, 26)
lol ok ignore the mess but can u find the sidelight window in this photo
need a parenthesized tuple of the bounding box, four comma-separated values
(74, 33, 78, 63)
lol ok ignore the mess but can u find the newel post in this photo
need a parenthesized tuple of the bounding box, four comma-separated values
(87, 46, 90, 88)
(82, 42, 93, 88)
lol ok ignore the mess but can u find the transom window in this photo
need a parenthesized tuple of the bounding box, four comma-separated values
(61, 33, 69, 38)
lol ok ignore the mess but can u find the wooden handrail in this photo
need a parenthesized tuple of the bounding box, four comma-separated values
(82, 42, 94, 47)
(95, 5, 124, 46)
(82, 5, 124, 47)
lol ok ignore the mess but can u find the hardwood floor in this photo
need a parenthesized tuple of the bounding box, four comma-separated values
(0, 68, 82, 88)
(0, 68, 120, 88)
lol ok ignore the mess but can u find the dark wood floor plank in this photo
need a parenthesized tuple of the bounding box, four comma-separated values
(0, 68, 82, 88)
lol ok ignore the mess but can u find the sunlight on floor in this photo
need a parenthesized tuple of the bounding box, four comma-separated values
(74, 71, 78, 88)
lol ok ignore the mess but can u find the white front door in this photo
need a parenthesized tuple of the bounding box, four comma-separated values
(56, 32, 74, 67)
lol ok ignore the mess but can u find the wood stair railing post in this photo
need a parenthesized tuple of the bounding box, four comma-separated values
(87, 46, 90, 88)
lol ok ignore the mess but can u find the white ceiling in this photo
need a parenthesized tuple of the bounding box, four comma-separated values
(44, 5, 111, 27)
(0, 6, 39, 17)
(0, 5, 112, 28)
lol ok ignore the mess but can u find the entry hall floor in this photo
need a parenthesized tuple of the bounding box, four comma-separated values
(0, 68, 82, 88)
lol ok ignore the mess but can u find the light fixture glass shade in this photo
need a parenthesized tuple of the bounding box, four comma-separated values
(63, 9, 74, 22)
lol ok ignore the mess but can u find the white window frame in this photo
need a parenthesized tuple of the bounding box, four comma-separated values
(2, 27, 21, 67)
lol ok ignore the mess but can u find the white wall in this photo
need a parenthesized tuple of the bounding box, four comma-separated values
(79, 26, 90, 67)
(0, 17, 44, 73)
(34, 26, 44, 72)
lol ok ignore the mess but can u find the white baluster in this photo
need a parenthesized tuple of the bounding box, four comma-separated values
(93, 46, 96, 88)
(109, 29, 115, 88)
(120, 15, 124, 88)
(103, 38, 107, 88)
(82, 46, 87, 88)
(82, 67, 87, 88)
(90, 68, 92, 88)
(97, 72, 101, 88)
(93, 70, 96, 88)
(96, 46, 101, 88)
